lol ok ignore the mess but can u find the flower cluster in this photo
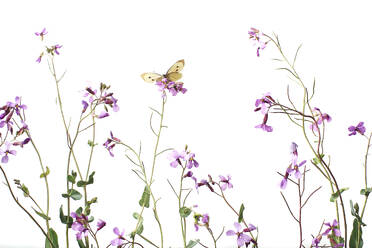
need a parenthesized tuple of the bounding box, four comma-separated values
(155, 78, 187, 98)
(312, 220, 343, 248)
(81, 83, 119, 118)
(248, 27, 268, 57)
(168, 146, 199, 169)
(254, 93, 275, 132)
(0, 97, 31, 164)
(280, 142, 306, 189)
(226, 222, 256, 247)
(70, 212, 106, 240)
(34, 28, 63, 63)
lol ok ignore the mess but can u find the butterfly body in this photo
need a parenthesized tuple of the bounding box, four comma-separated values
(141, 59, 185, 83)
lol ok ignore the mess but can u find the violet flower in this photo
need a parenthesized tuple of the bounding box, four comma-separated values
(35, 28, 48, 40)
(0, 142, 17, 163)
(97, 111, 109, 119)
(248, 28, 268, 57)
(70, 212, 89, 240)
(155, 78, 187, 97)
(348, 122, 366, 136)
(255, 113, 273, 132)
(226, 222, 252, 247)
(322, 219, 341, 237)
(310, 107, 332, 132)
(219, 175, 233, 190)
(36, 53, 43, 63)
(168, 150, 186, 168)
(53, 44, 62, 55)
(312, 235, 322, 248)
(111, 227, 125, 246)
(103, 131, 120, 157)
(185, 152, 199, 169)
(194, 213, 210, 231)
(82, 100, 89, 113)
(96, 219, 106, 231)
(254, 92, 275, 114)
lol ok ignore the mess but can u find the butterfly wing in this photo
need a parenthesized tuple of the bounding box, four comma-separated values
(141, 72, 163, 83)
(166, 59, 185, 74)
(166, 72, 183, 82)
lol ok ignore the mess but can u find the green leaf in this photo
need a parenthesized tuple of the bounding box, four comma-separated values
(69, 189, 82, 200)
(350, 200, 366, 226)
(21, 184, 30, 197)
(133, 212, 143, 221)
(139, 186, 150, 208)
(77, 239, 86, 248)
(330, 187, 349, 202)
(136, 223, 144, 235)
(77, 171, 95, 187)
(349, 218, 363, 248)
(360, 187, 372, 196)
(186, 239, 199, 248)
(238, 203, 245, 223)
(179, 207, 192, 218)
(88, 140, 95, 147)
(67, 171, 77, 184)
(40, 166, 50, 178)
(61, 193, 69, 198)
(76, 207, 83, 215)
(59, 205, 73, 226)
(33, 207, 51, 221)
(45, 228, 59, 248)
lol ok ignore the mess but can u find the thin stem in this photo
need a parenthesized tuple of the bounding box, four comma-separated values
(0, 165, 56, 248)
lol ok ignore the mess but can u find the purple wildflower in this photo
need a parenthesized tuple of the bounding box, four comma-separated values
(82, 100, 89, 113)
(280, 142, 306, 189)
(226, 222, 252, 247)
(36, 53, 43, 63)
(0, 142, 17, 163)
(255, 113, 273, 132)
(155, 78, 187, 97)
(185, 152, 199, 169)
(35, 28, 48, 40)
(312, 235, 322, 248)
(348, 122, 366, 136)
(70, 212, 89, 240)
(219, 175, 233, 190)
(168, 150, 186, 168)
(194, 213, 210, 231)
(310, 107, 332, 132)
(96, 219, 106, 231)
(323, 220, 341, 237)
(248, 28, 268, 57)
(53, 44, 62, 55)
(97, 111, 109, 119)
(13, 138, 31, 148)
(280, 168, 290, 190)
(6, 97, 27, 116)
(254, 92, 275, 114)
(103, 131, 120, 157)
(111, 227, 125, 246)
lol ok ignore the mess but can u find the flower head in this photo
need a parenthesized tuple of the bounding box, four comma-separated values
(155, 78, 187, 98)
(0, 142, 17, 163)
(255, 113, 273, 132)
(226, 222, 252, 247)
(97, 219, 106, 232)
(248, 28, 268, 57)
(168, 147, 198, 169)
(219, 175, 233, 191)
(70, 212, 89, 240)
(348, 122, 366, 136)
(103, 131, 121, 157)
(111, 227, 125, 246)
(35, 28, 48, 40)
(254, 92, 275, 114)
(194, 213, 210, 231)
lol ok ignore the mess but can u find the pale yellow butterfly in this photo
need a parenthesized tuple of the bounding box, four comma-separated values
(141, 59, 185, 83)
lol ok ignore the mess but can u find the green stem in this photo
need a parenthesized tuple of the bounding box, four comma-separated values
(179, 166, 187, 247)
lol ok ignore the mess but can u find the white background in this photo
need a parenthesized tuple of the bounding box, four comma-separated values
(0, 0, 372, 247)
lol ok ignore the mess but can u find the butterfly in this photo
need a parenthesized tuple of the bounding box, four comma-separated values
(141, 59, 185, 83)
